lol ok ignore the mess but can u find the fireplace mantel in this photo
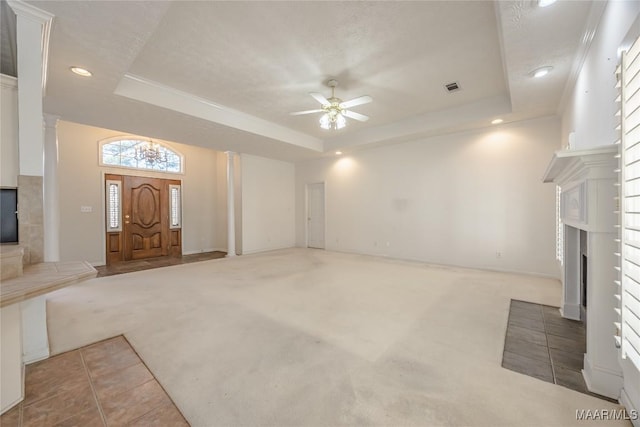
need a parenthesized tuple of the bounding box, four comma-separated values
(543, 145, 617, 184)
(542, 143, 622, 399)
(543, 145, 617, 233)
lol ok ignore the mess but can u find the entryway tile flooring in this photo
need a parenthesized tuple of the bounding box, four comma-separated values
(0, 336, 189, 427)
(95, 251, 226, 277)
(502, 299, 615, 402)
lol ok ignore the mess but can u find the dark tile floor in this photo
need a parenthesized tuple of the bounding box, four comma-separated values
(0, 336, 189, 427)
(502, 299, 616, 402)
(95, 251, 226, 277)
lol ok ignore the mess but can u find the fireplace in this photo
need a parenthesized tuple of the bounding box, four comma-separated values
(543, 145, 622, 399)
(580, 229, 587, 321)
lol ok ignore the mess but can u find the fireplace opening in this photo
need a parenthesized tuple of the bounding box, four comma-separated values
(581, 254, 587, 307)
(580, 230, 587, 322)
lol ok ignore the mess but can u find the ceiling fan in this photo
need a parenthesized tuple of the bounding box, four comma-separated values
(290, 79, 372, 130)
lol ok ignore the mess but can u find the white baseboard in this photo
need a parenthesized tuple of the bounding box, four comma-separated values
(182, 248, 226, 255)
(241, 245, 295, 255)
(321, 247, 561, 280)
(583, 355, 623, 399)
(560, 303, 581, 320)
(0, 394, 22, 416)
(22, 347, 49, 364)
(620, 387, 640, 427)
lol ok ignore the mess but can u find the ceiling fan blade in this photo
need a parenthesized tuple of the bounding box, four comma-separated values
(339, 95, 372, 109)
(290, 109, 324, 116)
(343, 110, 369, 122)
(310, 92, 330, 106)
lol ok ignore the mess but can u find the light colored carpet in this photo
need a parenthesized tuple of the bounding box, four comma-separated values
(46, 249, 629, 426)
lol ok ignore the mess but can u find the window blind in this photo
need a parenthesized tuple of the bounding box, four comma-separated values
(618, 34, 640, 371)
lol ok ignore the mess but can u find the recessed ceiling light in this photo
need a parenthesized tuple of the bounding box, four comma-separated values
(531, 66, 553, 78)
(70, 66, 92, 77)
(491, 119, 504, 125)
(538, 0, 557, 7)
(335, 151, 343, 155)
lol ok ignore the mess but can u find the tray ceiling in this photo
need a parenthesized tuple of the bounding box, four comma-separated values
(9, 0, 599, 161)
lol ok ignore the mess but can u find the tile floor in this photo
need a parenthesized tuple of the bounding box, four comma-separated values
(0, 336, 189, 427)
(502, 299, 615, 402)
(95, 251, 226, 277)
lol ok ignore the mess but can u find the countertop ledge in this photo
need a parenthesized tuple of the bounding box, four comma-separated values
(0, 261, 97, 308)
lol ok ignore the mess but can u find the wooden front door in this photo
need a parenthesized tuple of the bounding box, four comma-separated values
(106, 174, 182, 264)
(125, 176, 165, 260)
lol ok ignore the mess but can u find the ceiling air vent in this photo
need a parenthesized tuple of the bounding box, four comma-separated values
(445, 82, 460, 92)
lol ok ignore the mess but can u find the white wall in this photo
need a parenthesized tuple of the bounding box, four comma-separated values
(561, 1, 640, 150)
(57, 121, 224, 264)
(296, 117, 560, 277)
(0, 74, 19, 187)
(242, 154, 295, 254)
(560, 2, 640, 418)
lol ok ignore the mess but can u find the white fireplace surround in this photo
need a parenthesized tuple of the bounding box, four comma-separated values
(543, 144, 623, 399)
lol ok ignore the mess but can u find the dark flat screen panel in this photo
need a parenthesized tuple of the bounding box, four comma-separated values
(1, 189, 18, 243)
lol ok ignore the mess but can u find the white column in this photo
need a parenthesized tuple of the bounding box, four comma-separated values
(0, 304, 23, 414)
(226, 151, 236, 257)
(43, 114, 60, 262)
(9, 0, 53, 177)
(21, 296, 49, 363)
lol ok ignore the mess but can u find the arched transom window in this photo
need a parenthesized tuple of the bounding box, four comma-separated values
(100, 138, 183, 173)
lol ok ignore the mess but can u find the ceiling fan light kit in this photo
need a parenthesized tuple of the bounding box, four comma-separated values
(291, 79, 372, 130)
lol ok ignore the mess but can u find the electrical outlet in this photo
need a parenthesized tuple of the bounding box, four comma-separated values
(80, 206, 93, 213)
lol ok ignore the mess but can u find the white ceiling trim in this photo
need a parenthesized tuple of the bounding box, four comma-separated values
(323, 95, 512, 151)
(493, 1, 511, 110)
(7, 0, 53, 94)
(556, 1, 607, 115)
(115, 73, 323, 152)
(1, 73, 18, 89)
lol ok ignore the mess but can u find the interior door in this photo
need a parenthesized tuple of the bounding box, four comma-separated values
(307, 183, 325, 249)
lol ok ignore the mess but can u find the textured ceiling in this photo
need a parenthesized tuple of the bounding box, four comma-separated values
(16, 0, 600, 161)
(130, 1, 506, 137)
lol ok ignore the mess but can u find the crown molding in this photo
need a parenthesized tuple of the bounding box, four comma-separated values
(43, 113, 60, 128)
(323, 95, 512, 151)
(7, 0, 54, 94)
(556, 0, 607, 115)
(0, 73, 18, 89)
(7, 0, 53, 22)
(115, 73, 323, 153)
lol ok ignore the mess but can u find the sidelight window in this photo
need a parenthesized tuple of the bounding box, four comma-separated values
(169, 184, 181, 229)
(106, 180, 122, 232)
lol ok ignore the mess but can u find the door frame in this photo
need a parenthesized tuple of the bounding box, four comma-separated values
(102, 172, 184, 265)
(305, 182, 326, 249)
